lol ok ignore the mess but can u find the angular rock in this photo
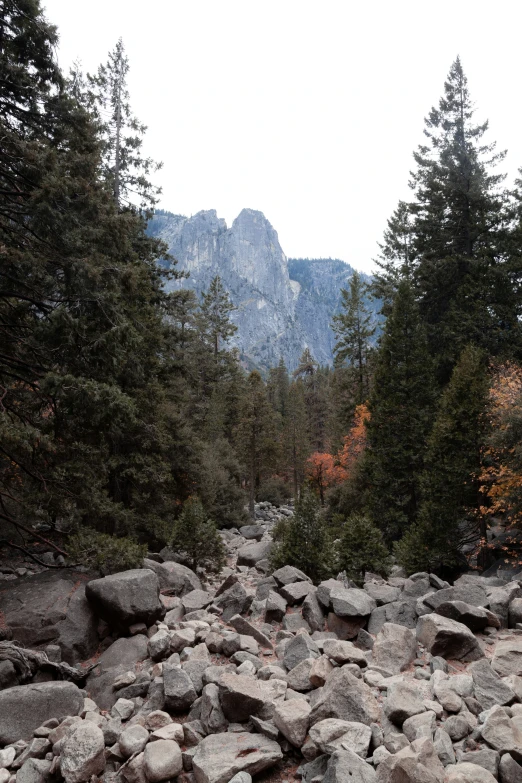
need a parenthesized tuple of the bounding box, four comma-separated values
(143, 739, 182, 782)
(229, 614, 272, 648)
(368, 601, 417, 634)
(213, 583, 252, 623)
(310, 718, 372, 757)
(435, 601, 500, 631)
(284, 633, 320, 670)
(323, 639, 367, 666)
(416, 614, 484, 661)
(309, 655, 334, 687)
(402, 711, 436, 742)
(163, 667, 198, 711)
(330, 585, 376, 618)
(237, 541, 272, 567)
(499, 753, 522, 783)
(86, 635, 148, 711)
(0, 570, 98, 665)
(182, 590, 214, 613)
(363, 582, 401, 606)
(239, 525, 264, 540)
(302, 590, 326, 633)
(423, 584, 488, 610)
(265, 590, 287, 623)
(444, 763, 497, 783)
(383, 682, 425, 725)
(273, 698, 311, 746)
(280, 581, 313, 605)
(286, 658, 315, 692)
(191, 731, 282, 783)
(459, 749, 499, 778)
(218, 674, 269, 722)
(491, 639, 522, 677)
(310, 667, 381, 726)
(323, 749, 376, 783)
(85, 569, 164, 628)
(272, 565, 312, 586)
(200, 683, 228, 734)
(481, 706, 522, 754)
(469, 658, 516, 710)
(60, 722, 105, 783)
(143, 558, 201, 595)
(0, 682, 83, 744)
(327, 613, 365, 640)
(371, 623, 416, 674)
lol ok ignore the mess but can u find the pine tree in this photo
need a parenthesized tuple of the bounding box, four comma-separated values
(267, 357, 290, 419)
(199, 276, 238, 359)
(293, 349, 329, 452)
(270, 486, 333, 583)
(332, 272, 375, 405)
(171, 496, 225, 575)
(371, 201, 415, 317)
(364, 278, 435, 541)
(236, 371, 279, 518)
(395, 345, 489, 573)
(87, 38, 162, 209)
(337, 514, 391, 586)
(285, 381, 311, 499)
(409, 57, 519, 380)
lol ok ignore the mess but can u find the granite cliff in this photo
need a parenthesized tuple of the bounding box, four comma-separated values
(148, 208, 376, 370)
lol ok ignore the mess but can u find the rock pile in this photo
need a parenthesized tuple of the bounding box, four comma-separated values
(1, 502, 522, 783)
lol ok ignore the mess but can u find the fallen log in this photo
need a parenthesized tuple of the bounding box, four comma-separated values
(0, 640, 95, 683)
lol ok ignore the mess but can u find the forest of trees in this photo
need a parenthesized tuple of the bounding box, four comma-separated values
(2, 1, 522, 579)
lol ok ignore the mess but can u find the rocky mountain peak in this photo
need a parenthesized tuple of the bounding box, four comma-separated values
(148, 208, 376, 370)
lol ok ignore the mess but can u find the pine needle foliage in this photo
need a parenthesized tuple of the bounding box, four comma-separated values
(170, 496, 226, 575)
(336, 513, 391, 586)
(270, 486, 334, 583)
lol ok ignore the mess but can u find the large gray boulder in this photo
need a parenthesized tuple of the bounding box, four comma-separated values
(191, 731, 282, 783)
(368, 601, 417, 634)
(435, 601, 500, 631)
(213, 582, 252, 622)
(444, 762, 497, 782)
(383, 682, 425, 725)
(236, 541, 272, 567)
(86, 634, 148, 710)
(416, 614, 484, 661)
(284, 633, 320, 671)
(163, 666, 198, 711)
(309, 719, 372, 757)
(0, 570, 99, 664)
(330, 585, 376, 618)
(0, 682, 83, 743)
(310, 668, 381, 727)
(423, 584, 488, 610)
(85, 569, 164, 628)
(468, 658, 516, 710)
(143, 558, 201, 595)
(273, 698, 311, 747)
(371, 623, 416, 674)
(60, 721, 105, 783)
(323, 749, 376, 783)
(491, 639, 522, 676)
(218, 674, 270, 722)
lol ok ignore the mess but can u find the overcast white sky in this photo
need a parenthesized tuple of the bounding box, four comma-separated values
(44, 0, 522, 273)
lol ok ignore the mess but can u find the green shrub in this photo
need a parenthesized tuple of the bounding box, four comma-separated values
(270, 486, 334, 583)
(67, 529, 147, 575)
(257, 477, 291, 506)
(336, 513, 391, 586)
(171, 496, 226, 575)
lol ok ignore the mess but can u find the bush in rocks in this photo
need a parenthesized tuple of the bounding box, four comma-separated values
(169, 495, 225, 575)
(336, 513, 391, 585)
(270, 486, 335, 583)
(67, 530, 147, 575)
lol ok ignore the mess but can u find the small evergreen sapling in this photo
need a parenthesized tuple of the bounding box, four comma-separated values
(270, 486, 333, 583)
(171, 496, 225, 575)
(336, 514, 391, 586)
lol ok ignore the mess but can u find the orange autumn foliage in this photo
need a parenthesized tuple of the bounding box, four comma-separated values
(478, 362, 522, 534)
(306, 404, 370, 504)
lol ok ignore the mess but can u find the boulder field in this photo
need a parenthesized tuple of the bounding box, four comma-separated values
(1, 501, 522, 783)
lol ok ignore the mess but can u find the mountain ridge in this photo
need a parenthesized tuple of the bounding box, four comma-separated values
(148, 208, 377, 370)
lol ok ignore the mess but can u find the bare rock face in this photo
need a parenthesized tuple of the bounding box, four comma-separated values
(0, 682, 83, 744)
(416, 614, 484, 661)
(191, 731, 283, 783)
(85, 569, 164, 629)
(371, 623, 417, 674)
(0, 570, 99, 664)
(149, 209, 371, 370)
